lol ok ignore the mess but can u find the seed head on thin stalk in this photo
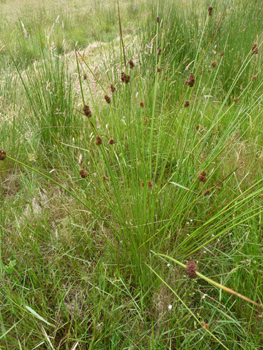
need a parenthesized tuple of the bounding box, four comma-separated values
(83, 105, 92, 118)
(108, 138, 115, 145)
(110, 84, 116, 93)
(104, 95, 111, 104)
(95, 136, 102, 146)
(83, 74, 87, 80)
(0, 149, 6, 160)
(203, 190, 211, 196)
(211, 61, 216, 68)
(121, 72, 130, 83)
(220, 50, 225, 56)
(140, 102, 144, 108)
(251, 75, 257, 82)
(208, 6, 213, 15)
(184, 100, 190, 107)
(186, 261, 198, 279)
(157, 67, 161, 73)
(129, 59, 135, 68)
(158, 47, 161, 55)
(79, 169, 88, 178)
(147, 181, 153, 189)
(195, 125, 200, 131)
(156, 16, 160, 23)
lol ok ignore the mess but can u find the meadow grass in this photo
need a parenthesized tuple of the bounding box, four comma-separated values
(1, 0, 263, 349)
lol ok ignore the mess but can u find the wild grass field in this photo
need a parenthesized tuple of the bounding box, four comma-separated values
(1, 0, 263, 349)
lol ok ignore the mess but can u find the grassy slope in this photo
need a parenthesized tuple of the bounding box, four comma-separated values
(1, 0, 263, 349)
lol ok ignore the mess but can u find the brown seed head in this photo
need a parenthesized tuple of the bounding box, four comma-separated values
(147, 181, 153, 189)
(188, 80, 195, 87)
(83, 74, 87, 80)
(79, 169, 88, 178)
(195, 125, 200, 131)
(108, 138, 115, 145)
(184, 80, 189, 85)
(198, 170, 207, 176)
(211, 61, 217, 68)
(0, 149, 6, 160)
(200, 70, 204, 75)
(203, 190, 211, 196)
(140, 102, 144, 108)
(252, 47, 259, 55)
(129, 59, 135, 69)
(186, 261, 199, 279)
(259, 194, 263, 198)
(158, 47, 161, 55)
(184, 100, 190, 107)
(251, 75, 257, 81)
(110, 84, 116, 93)
(165, 76, 168, 81)
(233, 98, 239, 103)
(208, 6, 213, 15)
(95, 135, 102, 146)
(252, 43, 258, 51)
(157, 67, 161, 73)
(121, 72, 131, 83)
(200, 322, 209, 330)
(141, 181, 144, 187)
(83, 105, 92, 118)
(198, 175, 207, 183)
(104, 95, 111, 104)
(156, 16, 160, 23)
(220, 50, 225, 56)
(144, 118, 148, 123)
(101, 175, 109, 181)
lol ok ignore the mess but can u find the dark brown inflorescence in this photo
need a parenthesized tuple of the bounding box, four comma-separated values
(140, 102, 144, 108)
(156, 16, 160, 23)
(203, 190, 211, 196)
(0, 149, 6, 160)
(141, 181, 145, 187)
(198, 170, 208, 183)
(208, 6, 213, 15)
(83, 105, 92, 118)
(185, 72, 195, 87)
(95, 135, 102, 146)
(252, 47, 259, 55)
(211, 61, 217, 68)
(79, 169, 88, 178)
(186, 261, 199, 279)
(233, 98, 239, 103)
(147, 181, 153, 189)
(108, 138, 115, 145)
(110, 84, 116, 93)
(220, 50, 225, 56)
(83, 74, 87, 80)
(184, 100, 190, 107)
(104, 95, 111, 104)
(157, 67, 161, 73)
(195, 125, 200, 131)
(121, 72, 130, 83)
(129, 59, 135, 69)
(200, 322, 209, 330)
(251, 75, 257, 81)
(158, 47, 161, 55)
(101, 175, 109, 181)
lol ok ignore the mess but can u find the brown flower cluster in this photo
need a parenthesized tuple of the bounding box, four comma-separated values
(251, 75, 257, 82)
(195, 125, 200, 131)
(198, 170, 207, 183)
(110, 84, 116, 93)
(184, 100, 190, 107)
(83, 105, 92, 118)
(121, 72, 130, 83)
(95, 135, 102, 145)
(200, 322, 209, 330)
(208, 6, 213, 16)
(203, 190, 211, 196)
(158, 47, 161, 55)
(156, 16, 160, 23)
(186, 261, 199, 279)
(252, 43, 258, 55)
(104, 95, 111, 104)
(129, 59, 135, 69)
(211, 61, 217, 68)
(79, 169, 88, 178)
(157, 67, 161, 73)
(83, 74, 87, 80)
(147, 181, 153, 189)
(0, 149, 6, 160)
(108, 138, 115, 145)
(101, 175, 109, 181)
(185, 72, 195, 87)
(220, 50, 225, 56)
